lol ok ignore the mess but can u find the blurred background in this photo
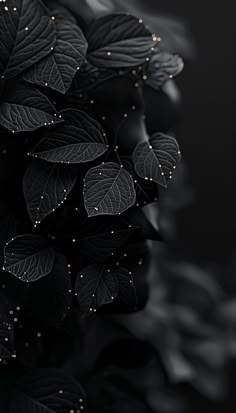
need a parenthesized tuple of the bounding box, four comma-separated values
(151, 0, 235, 262)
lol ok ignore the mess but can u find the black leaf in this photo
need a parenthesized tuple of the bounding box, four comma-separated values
(0, 0, 56, 79)
(86, 13, 157, 68)
(132, 133, 181, 187)
(146, 51, 184, 90)
(0, 83, 61, 133)
(75, 264, 119, 315)
(24, 21, 88, 94)
(23, 159, 78, 226)
(3, 234, 55, 282)
(78, 220, 137, 263)
(116, 266, 137, 309)
(10, 368, 86, 413)
(29, 254, 72, 325)
(84, 162, 136, 217)
(30, 109, 108, 164)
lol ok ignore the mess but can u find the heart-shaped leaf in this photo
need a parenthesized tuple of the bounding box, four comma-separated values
(30, 109, 108, 164)
(86, 13, 157, 68)
(10, 368, 86, 413)
(0, 83, 61, 133)
(3, 234, 55, 282)
(132, 133, 181, 187)
(0, 0, 56, 79)
(23, 159, 78, 226)
(84, 162, 136, 217)
(24, 21, 88, 94)
(146, 52, 184, 90)
(29, 254, 72, 325)
(76, 264, 119, 315)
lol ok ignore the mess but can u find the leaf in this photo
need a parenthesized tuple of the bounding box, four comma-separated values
(146, 52, 184, 90)
(0, 0, 56, 79)
(84, 162, 136, 217)
(78, 220, 137, 263)
(132, 133, 181, 187)
(116, 266, 137, 309)
(24, 21, 88, 94)
(30, 109, 108, 164)
(75, 264, 119, 315)
(23, 159, 78, 226)
(3, 234, 55, 282)
(10, 368, 86, 413)
(86, 13, 157, 68)
(29, 254, 72, 325)
(0, 83, 61, 133)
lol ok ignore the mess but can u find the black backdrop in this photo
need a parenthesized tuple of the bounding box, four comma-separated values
(150, 1, 236, 261)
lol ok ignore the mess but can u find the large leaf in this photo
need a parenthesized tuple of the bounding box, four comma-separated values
(24, 22, 88, 94)
(132, 133, 181, 187)
(0, 83, 61, 133)
(29, 254, 72, 325)
(0, 0, 56, 79)
(3, 234, 55, 282)
(23, 159, 78, 226)
(75, 264, 119, 315)
(78, 220, 137, 263)
(10, 368, 86, 413)
(84, 162, 136, 217)
(146, 51, 184, 90)
(86, 13, 157, 68)
(30, 109, 108, 164)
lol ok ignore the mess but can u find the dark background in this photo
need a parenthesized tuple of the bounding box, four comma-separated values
(152, 1, 235, 261)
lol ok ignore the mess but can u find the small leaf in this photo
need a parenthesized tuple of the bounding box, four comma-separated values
(116, 266, 137, 309)
(79, 220, 137, 263)
(29, 254, 72, 325)
(23, 159, 78, 226)
(30, 109, 108, 164)
(146, 52, 184, 90)
(10, 368, 86, 413)
(3, 234, 55, 282)
(0, 0, 56, 79)
(84, 162, 136, 217)
(132, 133, 181, 187)
(0, 83, 61, 133)
(24, 22, 88, 94)
(86, 13, 157, 68)
(75, 264, 119, 315)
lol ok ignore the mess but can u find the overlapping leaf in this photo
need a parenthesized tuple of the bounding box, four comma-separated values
(24, 22, 88, 94)
(29, 254, 72, 325)
(132, 133, 181, 187)
(78, 220, 137, 262)
(23, 159, 78, 226)
(84, 162, 136, 217)
(76, 264, 119, 315)
(0, 83, 61, 132)
(0, 0, 56, 79)
(3, 234, 55, 282)
(30, 109, 108, 164)
(86, 13, 157, 68)
(146, 51, 184, 90)
(10, 368, 86, 413)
